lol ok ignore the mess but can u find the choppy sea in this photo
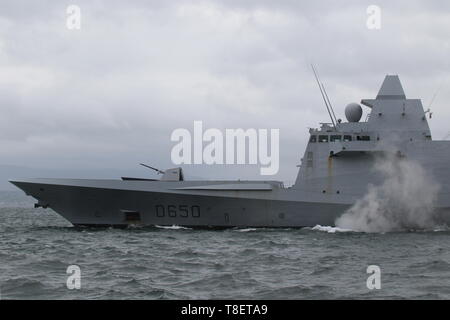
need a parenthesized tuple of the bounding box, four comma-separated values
(0, 191, 449, 299)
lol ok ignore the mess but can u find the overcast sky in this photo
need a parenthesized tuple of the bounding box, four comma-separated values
(0, 0, 449, 185)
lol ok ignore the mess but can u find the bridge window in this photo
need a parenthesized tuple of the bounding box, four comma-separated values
(330, 135, 342, 142)
(357, 135, 371, 141)
(309, 135, 317, 143)
(318, 135, 329, 143)
(343, 135, 352, 141)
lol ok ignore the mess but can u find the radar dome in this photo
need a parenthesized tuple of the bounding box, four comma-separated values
(345, 103, 363, 122)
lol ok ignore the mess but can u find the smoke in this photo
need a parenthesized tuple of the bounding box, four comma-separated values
(335, 154, 441, 232)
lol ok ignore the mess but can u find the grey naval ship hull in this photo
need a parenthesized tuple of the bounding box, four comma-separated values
(9, 179, 351, 228)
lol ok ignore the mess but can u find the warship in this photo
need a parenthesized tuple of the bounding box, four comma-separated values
(10, 75, 450, 227)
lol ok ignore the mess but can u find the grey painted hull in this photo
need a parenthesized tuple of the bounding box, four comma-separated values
(10, 179, 351, 228)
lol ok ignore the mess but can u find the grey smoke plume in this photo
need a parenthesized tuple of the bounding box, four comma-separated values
(335, 154, 440, 232)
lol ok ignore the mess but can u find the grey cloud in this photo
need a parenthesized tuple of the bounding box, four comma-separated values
(0, 0, 449, 186)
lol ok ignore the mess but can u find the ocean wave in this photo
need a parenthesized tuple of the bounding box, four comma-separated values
(433, 225, 450, 232)
(233, 228, 258, 232)
(155, 225, 192, 230)
(310, 225, 354, 233)
(2, 200, 450, 300)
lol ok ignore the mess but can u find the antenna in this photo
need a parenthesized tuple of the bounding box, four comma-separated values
(322, 82, 338, 124)
(311, 64, 336, 129)
(139, 163, 165, 174)
(425, 83, 442, 119)
(428, 84, 442, 109)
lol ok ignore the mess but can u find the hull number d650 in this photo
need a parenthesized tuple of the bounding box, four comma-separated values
(155, 205, 200, 218)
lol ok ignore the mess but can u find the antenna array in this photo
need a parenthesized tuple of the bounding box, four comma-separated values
(311, 64, 337, 130)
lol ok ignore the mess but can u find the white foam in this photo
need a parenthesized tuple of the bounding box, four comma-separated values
(433, 225, 450, 232)
(311, 225, 353, 233)
(155, 225, 192, 230)
(233, 228, 258, 232)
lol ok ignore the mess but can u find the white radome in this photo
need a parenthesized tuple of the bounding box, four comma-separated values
(345, 102, 363, 122)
